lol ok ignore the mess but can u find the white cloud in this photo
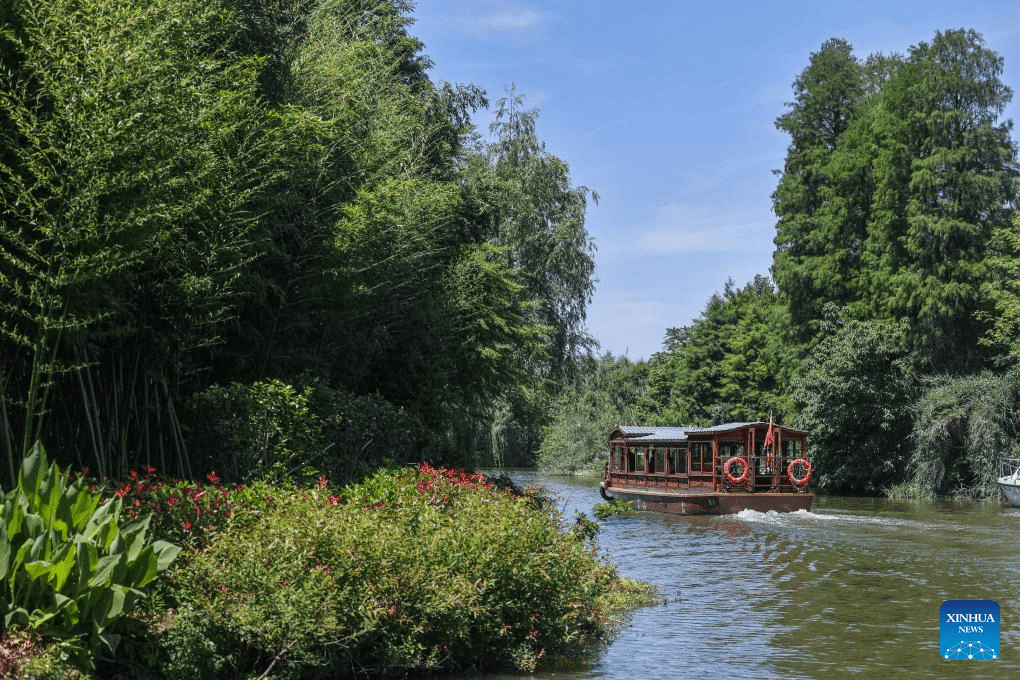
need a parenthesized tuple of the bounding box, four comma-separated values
(610, 203, 775, 259)
(452, 4, 556, 38)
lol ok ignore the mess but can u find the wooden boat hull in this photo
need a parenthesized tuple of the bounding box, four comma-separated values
(601, 482, 813, 515)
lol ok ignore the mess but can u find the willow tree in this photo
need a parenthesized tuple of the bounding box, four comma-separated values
(459, 87, 599, 464)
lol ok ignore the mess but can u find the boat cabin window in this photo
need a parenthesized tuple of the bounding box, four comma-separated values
(690, 442, 712, 472)
(652, 448, 664, 474)
(668, 447, 686, 474)
(783, 440, 803, 458)
(627, 447, 637, 472)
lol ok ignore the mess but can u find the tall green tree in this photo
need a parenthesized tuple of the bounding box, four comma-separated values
(639, 276, 798, 426)
(463, 86, 598, 380)
(460, 87, 599, 464)
(862, 29, 1019, 372)
(771, 38, 867, 344)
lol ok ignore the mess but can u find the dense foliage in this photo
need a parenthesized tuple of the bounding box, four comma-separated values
(637, 276, 799, 425)
(158, 465, 624, 677)
(790, 314, 916, 494)
(0, 460, 653, 677)
(0, 0, 597, 485)
(538, 354, 647, 475)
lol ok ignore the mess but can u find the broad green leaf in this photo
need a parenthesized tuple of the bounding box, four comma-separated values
(67, 486, 101, 532)
(48, 543, 75, 591)
(91, 584, 127, 630)
(0, 535, 11, 581)
(89, 553, 124, 588)
(5, 606, 29, 629)
(24, 559, 55, 582)
(154, 540, 182, 573)
(18, 445, 46, 498)
(54, 593, 80, 626)
(125, 548, 158, 590)
(5, 500, 25, 539)
(22, 513, 44, 539)
(75, 539, 99, 591)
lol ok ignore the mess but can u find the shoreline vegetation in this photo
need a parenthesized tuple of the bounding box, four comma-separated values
(1, 455, 658, 678)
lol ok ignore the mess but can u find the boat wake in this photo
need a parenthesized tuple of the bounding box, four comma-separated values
(733, 508, 815, 523)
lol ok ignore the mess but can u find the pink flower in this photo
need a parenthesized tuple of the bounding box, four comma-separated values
(317, 474, 328, 489)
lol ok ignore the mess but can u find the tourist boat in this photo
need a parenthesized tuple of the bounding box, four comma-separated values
(997, 458, 1020, 506)
(600, 421, 813, 515)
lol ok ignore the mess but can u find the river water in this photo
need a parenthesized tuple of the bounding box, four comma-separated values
(470, 472, 1020, 680)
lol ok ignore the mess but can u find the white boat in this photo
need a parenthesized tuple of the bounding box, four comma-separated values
(997, 458, 1020, 506)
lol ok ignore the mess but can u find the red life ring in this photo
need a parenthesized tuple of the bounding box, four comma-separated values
(787, 458, 812, 487)
(723, 456, 751, 485)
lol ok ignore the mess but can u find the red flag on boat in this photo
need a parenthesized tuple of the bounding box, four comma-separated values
(764, 416, 774, 449)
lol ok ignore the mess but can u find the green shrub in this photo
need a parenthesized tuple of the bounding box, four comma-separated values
(0, 443, 181, 668)
(167, 464, 623, 677)
(185, 379, 322, 484)
(186, 379, 424, 486)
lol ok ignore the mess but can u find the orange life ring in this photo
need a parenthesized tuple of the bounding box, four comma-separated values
(723, 456, 751, 485)
(787, 458, 812, 486)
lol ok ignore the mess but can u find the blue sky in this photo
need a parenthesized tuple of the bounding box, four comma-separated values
(412, 1, 1020, 361)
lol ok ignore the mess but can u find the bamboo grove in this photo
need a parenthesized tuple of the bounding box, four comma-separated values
(0, 0, 597, 485)
(541, 30, 1020, 499)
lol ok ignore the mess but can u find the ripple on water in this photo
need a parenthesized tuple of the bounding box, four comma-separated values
(471, 473, 1020, 680)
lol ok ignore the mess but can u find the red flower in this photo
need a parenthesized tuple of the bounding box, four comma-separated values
(327, 495, 340, 505)
(183, 520, 193, 532)
(114, 484, 130, 498)
(317, 474, 328, 490)
(207, 471, 220, 484)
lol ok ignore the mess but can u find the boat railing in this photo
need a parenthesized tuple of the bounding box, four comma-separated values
(998, 457, 1020, 481)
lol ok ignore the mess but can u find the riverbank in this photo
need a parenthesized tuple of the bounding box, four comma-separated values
(4, 464, 657, 678)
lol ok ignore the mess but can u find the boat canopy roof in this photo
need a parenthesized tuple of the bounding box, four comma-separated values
(610, 422, 808, 443)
